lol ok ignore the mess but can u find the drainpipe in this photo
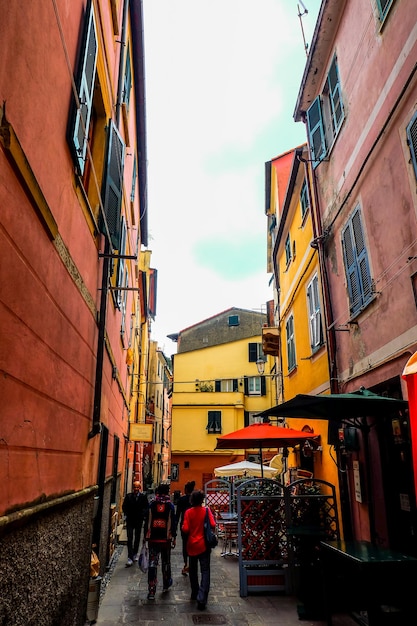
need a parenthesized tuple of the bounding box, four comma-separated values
(90, 0, 128, 439)
(89, 248, 109, 439)
(90, 0, 129, 555)
(298, 145, 352, 540)
(297, 149, 339, 394)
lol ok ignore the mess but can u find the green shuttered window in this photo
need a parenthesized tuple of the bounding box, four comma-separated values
(101, 121, 125, 249)
(71, 0, 98, 175)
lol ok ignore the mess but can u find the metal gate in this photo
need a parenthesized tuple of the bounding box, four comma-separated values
(237, 478, 288, 596)
(235, 477, 339, 597)
(204, 478, 233, 515)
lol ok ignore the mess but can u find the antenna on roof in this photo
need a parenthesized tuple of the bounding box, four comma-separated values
(297, 2, 309, 56)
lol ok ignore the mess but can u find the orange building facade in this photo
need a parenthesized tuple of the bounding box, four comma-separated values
(0, 1, 150, 623)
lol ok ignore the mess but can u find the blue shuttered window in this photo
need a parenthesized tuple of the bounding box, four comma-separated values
(120, 267, 129, 341)
(406, 112, 417, 181)
(115, 217, 127, 310)
(101, 120, 125, 249)
(71, 0, 98, 175)
(307, 97, 326, 168)
(286, 314, 296, 372)
(130, 155, 137, 203)
(376, 0, 396, 21)
(285, 233, 292, 265)
(307, 274, 323, 351)
(306, 56, 344, 169)
(327, 57, 344, 135)
(342, 207, 373, 315)
(300, 180, 309, 220)
(123, 46, 132, 108)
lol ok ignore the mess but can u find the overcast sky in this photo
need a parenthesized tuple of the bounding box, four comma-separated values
(142, 0, 321, 356)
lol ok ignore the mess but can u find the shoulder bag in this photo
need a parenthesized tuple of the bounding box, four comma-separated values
(204, 507, 218, 549)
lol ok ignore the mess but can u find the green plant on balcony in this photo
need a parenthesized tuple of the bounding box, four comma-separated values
(199, 382, 213, 392)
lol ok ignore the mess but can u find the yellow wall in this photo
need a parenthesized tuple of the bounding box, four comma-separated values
(272, 150, 341, 521)
(171, 334, 276, 486)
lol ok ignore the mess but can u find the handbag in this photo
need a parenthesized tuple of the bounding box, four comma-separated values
(204, 507, 218, 549)
(138, 542, 149, 573)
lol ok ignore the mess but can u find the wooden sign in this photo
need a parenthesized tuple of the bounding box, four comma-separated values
(129, 423, 153, 442)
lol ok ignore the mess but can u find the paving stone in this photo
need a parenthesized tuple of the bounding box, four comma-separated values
(91, 542, 357, 626)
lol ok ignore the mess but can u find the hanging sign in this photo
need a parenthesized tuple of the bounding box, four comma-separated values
(129, 423, 153, 442)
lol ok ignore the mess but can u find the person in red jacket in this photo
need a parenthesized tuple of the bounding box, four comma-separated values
(182, 489, 216, 611)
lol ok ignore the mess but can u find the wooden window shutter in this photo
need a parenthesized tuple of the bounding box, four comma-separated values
(406, 112, 417, 181)
(342, 223, 360, 313)
(260, 376, 266, 396)
(215, 380, 221, 392)
(327, 57, 344, 134)
(115, 216, 127, 309)
(71, 0, 98, 175)
(307, 96, 326, 168)
(243, 376, 249, 396)
(248, 343, 257, 362)
(244, 411, 249, 427)
(342, 207, 372, 314)
(352, 209, 372, 304)
(101, 120, 125, 249)
(123, 47, 132, 107)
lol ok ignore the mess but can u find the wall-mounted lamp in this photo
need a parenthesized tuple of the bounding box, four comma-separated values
(256, 358, 265, 375)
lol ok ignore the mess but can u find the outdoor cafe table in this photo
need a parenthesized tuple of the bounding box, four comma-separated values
(319, 540, 417, 625)
(219, 512, 238, 520)
(220, 519, 239, 557)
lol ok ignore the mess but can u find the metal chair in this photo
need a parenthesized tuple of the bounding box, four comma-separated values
(221, 521, 239, 557)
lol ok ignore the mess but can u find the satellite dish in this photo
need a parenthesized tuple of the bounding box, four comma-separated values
(269, 454, 283, 474)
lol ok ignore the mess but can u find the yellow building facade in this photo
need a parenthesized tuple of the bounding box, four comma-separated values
(170, 308, 276, 490)
(266, 146, 339, 492)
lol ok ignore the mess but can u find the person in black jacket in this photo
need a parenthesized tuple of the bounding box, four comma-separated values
(144, 483, 177, 600)
(122, 480, 149, 567)
(175, 480, 195, 575)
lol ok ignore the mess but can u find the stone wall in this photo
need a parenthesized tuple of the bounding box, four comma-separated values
(0, 492, 94, 626)
(178, 308, 267, 353)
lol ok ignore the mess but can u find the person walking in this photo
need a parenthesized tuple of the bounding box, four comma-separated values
(182, 489, 216, 611)
(144, 483, 177, 600)
(175, 480, 195, 576)
(122, 480, 149, 567)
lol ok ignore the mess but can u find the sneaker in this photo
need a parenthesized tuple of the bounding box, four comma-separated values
(162, 578, 173, 592)
(126, 558, 133, 567)
(147, 593, 155, 600)
(133, 554, 139, 562)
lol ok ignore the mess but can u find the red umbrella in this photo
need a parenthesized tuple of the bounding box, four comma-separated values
(215, 423, 318, 477)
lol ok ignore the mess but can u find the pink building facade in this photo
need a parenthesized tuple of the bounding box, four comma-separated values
(294, 0, 417, 552)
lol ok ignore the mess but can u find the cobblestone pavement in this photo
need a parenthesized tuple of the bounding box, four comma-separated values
(90, 539, 358, 626)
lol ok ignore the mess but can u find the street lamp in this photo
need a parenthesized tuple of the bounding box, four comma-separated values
(256, 358, 265, 375)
